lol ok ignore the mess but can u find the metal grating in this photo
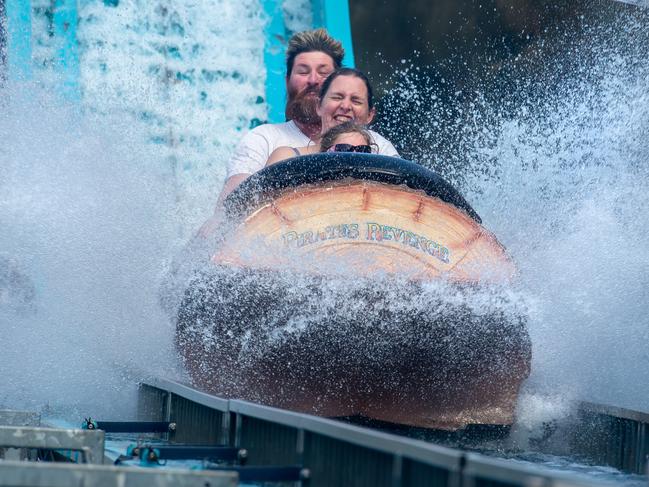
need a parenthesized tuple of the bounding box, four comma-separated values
(237, 414, 301, 465)
(141, 378, 643, 487)
(0, 425, 105, 464)
(570, 404, 649, 474)
(137, 384, 169, 422)
(304, 431, 394, 487)
(402, 457, 457, 487)
(169, 393, 226, 445)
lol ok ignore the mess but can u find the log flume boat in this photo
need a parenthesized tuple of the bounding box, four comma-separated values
(176, 154, 531, 430)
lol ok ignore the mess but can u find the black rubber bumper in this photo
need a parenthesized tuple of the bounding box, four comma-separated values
(224, 153, 481, 223)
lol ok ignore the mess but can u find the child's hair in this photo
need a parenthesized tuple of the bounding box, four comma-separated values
(320, 121, 376, 152)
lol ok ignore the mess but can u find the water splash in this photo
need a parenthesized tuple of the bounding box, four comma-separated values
(2, 0, 647, 433)
(76, 0, 267, 234)
(0, 0, 269, 419)
(0, 85, 182, 418)
(176, 266, 531, 427)
(377, 5, 649, 412)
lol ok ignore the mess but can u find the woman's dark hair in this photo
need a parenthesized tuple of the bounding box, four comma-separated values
(320, 121, 376, 152)
(318, 68, 374, 110)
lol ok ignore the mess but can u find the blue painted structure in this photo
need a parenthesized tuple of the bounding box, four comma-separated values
(5, 0, 79, 99)
(262, 0, 287, 125)
(52, 0, 80, 100)
(5, 0, 33, 81)
(262, 0, 356, 123)
(313, 0, 355, 67)
(4, 0, 354, 119)
(0, 2, 7, 72)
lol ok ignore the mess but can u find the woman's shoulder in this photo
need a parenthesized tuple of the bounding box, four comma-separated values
(266, 146, 302, 166)
(272, 145, 301, 158)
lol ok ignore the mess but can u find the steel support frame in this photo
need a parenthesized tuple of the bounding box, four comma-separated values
(139, 378, 611, 487)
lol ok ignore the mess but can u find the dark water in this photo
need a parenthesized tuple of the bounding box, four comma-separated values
(176, 266, 530, 417)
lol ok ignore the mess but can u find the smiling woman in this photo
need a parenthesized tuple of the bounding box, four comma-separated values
(265, 67, 393, 166)
(316, 67, 375, 131)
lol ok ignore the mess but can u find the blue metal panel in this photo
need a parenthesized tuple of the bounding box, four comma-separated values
(52, 0, 80, 100)
(319, 0, 355, 67)
(262, 0, 287, 123)
(262, 0, 356, 123)
(6, 0, 32, 81)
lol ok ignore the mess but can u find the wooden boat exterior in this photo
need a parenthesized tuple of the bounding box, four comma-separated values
(212, 179, 515, 283)
(176, 154, 531, 430)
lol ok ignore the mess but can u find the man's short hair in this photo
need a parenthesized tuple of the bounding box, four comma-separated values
(286, 28, 344, 77)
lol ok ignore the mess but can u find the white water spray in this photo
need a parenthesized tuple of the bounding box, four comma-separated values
(1, 1, 647, 430)
(0, 86, 182, 418)
(470, 14, 649, 412)
(379, 6, 649, 413)
(1, 0, 269, 418)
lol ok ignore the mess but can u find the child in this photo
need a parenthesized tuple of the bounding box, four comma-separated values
(319, 121, 376, 153)
(266, 121, 377, 166)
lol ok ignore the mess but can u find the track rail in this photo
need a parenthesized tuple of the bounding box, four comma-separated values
(2, 382, 647, 486)
(137, 377, 648, 486)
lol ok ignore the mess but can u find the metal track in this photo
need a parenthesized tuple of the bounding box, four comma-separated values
(553, 401, 649, 475)
(0, 408, 237, 486)
(2, 383, 647, 486)
(138, 377, 647, 486)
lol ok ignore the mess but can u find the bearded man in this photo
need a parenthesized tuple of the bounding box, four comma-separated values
(218, 28, 398, 203)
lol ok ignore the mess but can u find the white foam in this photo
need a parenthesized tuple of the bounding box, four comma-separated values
(380, 9, 649, 412)
(75, 0, 268, 234)
(0, 85, 183, 418)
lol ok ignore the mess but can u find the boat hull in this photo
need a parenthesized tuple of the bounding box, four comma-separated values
(177, 267, 531, 430)
(177, 155, 531, 430)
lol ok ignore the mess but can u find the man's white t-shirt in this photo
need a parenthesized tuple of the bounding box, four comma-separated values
(226, 121, 399, 179)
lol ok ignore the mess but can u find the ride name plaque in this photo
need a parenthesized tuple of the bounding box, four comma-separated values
(281, 222, 451, 264)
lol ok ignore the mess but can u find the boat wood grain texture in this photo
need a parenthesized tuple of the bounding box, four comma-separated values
(212, 180, 515, 283)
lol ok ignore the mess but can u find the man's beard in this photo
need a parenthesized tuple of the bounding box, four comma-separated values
(285, 87, 321, 126)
